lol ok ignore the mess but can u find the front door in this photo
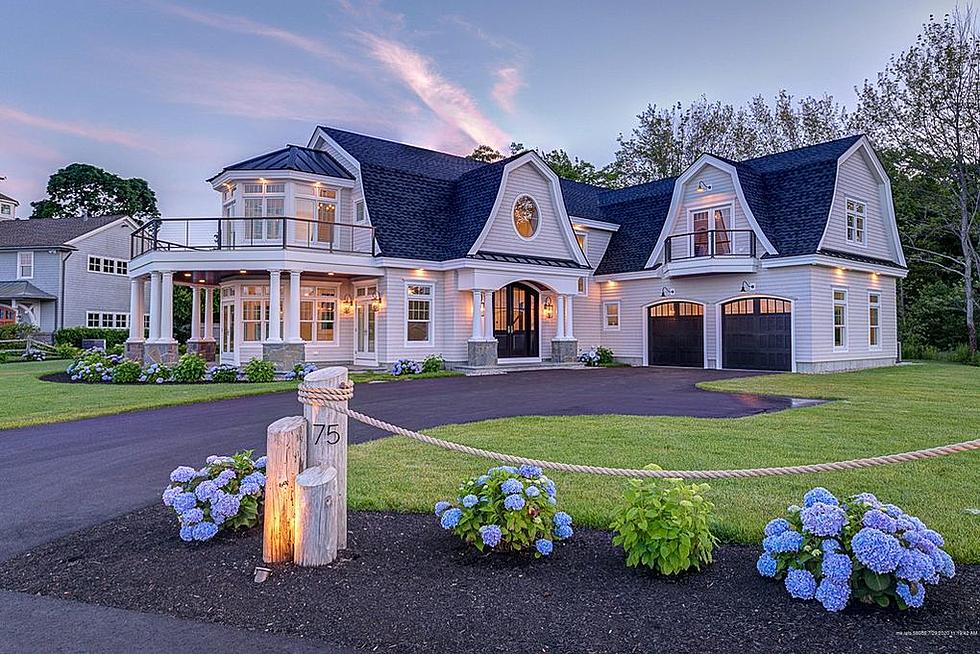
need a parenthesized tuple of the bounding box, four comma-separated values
(354, 291, 378, 365)
(493, 283, 539, 359)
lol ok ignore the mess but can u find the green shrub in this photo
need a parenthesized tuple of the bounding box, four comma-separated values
(244, 358, 275, 383)
(903, 341, 980, 366)
(209, 364, 240, 383)
(422, 353, 445, 373)
(595, 345, 615, 365)
(55, 343, 82, 359)
(172, 353, 207, 383)
(54, 327, 128, 349)
(112, 360, 143, 383)
(141, 362, 173, 383)
(0, 351, 7, 364)
(0, 324, 19, 340)
(611, 466, 718, 575)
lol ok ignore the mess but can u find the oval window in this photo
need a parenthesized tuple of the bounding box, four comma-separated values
(512, 195, 539, 239)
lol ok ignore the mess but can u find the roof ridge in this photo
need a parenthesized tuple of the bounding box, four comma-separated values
(321, 126, 484, 166)
(737, 134, 863, 167)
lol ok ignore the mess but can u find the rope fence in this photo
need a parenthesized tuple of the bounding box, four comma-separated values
(297, 381, 980, 480)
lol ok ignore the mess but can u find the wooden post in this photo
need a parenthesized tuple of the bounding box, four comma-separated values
(263, 415, 307, 563)
(294, 465, 338, 566)
(301, 366, 349, 550)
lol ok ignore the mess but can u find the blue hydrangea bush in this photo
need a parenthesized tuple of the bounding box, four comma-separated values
(435, 465, 573, 557)
(21, 347, 46, 361)
(284, 362, 318, 380)
(757, 487, 956, 612)
(390, 358, 422, 376)
(67, 350, 126, 382)
(162, 451, 267, 542)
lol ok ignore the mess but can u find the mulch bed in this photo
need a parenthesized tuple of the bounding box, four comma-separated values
(0, 506, 976, 654)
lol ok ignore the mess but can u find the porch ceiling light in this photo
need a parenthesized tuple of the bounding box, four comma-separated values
(239, 269, 248, 274)
(183, 272, 192, 277)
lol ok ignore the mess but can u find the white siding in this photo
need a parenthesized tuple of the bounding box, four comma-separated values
(64, 222, 134, 328)
(479, 163, 577, 260)
(807, 267, 897, 362)
(822, 150, 899, 262)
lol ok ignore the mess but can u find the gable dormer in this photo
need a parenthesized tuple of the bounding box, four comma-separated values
(467, 153, 589, 266)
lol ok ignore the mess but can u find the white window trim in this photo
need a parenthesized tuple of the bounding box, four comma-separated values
(868, 291, 882, 351)
(87, 255, 128, 276)
(511, 194, 541, 242)
(603, 300, 621, 331)
(86, 311, 129, 329)
(845, 197, 868, 247)
(686, 203, 734, 234)
(575, 230, 589, 262)
(833, 287, 848, 352)
(299, 284, 341, 345)
(354, 199, 367, 224)
(16, 251, 33, 279)
(404, 280, 435, 347)
(577, 276, 589, 297)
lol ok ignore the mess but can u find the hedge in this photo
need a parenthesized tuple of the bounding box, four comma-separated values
(54, 327, 129, 348)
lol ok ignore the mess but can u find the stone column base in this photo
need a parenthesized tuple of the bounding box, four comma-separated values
(125, 341, 145, 362)
(551, 339, 578, 363)
(143, 342, 179, 365)
(467, 339, 498, 367)
(262, 342, 307, 371)
(187, 340, 217, 362)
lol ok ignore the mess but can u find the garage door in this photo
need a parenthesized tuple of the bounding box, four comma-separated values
(647, 301, 704, 367)
(722, 297, 792, 371)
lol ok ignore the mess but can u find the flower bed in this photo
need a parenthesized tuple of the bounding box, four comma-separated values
(63, 350, 313, 385)
(757, 487, 956, 612)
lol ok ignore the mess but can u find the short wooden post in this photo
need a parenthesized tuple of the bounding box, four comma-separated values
(301, 366, 349, 550)
(263, 415, 307, 563)
(294, 465, 338, 566)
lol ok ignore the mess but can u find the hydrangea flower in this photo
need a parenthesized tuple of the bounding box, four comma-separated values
(921, 529, 945, 547)
(180, 508, 204, 525)
(210, 491, 241, 523)
(821, 539, 842, 553)
(462, 494, 479, 508)
(862, 509, 898, 533)
(440, 508, 462, 529)
(524, 486, 541, 498)
(554, 524, 573, 540)
(169, 466, 197, 483)
(850, 492, 881, 508)
(803, 487, 838, 508)
(254, 456, 267, 469)
(896, 548, 934, 582)
(821, 553, 852, 581)
(851, 527, 903, 573)
(434, 501, 451, 516)
(554, 512, 573, 527)
(784, 568, 817, 599)
(800, 502, 848, 537)
(162, 486, 181, 507)
(500, 478, 523, 495)
(815, 579, 850, 612)
(173, 492, 198, 513)
(763, 530, 803, 554)
(504, 494, 526, 511)
(179, 525, 195, 542)
(542, 479, 557, 497)
(763, 518, 791, 537)
(476, 475, 489, 486)
(518, 464, 542, 479)
(214, 469, 237, 489)
(896, 581, 925, 608)
(479, 524, 502, 548)
(535, 539, 553, 556)
(931, 549, 955, 578)
(194, 480, 217, 501)
(756, 553, 778, 578)
(192, 521, 219, 541)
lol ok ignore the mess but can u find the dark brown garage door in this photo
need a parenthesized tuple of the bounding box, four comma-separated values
(647, 301, 704, 367)
(722, 297, 792, 371)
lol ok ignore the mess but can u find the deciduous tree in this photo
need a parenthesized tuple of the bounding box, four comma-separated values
(30, 163, 159, 220)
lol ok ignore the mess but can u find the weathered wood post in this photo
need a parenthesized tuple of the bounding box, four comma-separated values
(301, 366, 350, 551)
(294, 465, 338, 566)
(263, 415, 307, 563)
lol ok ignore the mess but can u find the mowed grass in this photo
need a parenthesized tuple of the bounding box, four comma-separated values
(348, 362, 980, 561)
(0, 360, 461, 429)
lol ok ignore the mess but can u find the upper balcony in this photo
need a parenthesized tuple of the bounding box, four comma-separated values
(662, 229, 758, 276)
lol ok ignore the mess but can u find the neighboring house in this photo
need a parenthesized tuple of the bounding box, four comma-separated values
(0, 193, 18, 221)
(126, 128, 906, 373)
(0, 215, 137, 335)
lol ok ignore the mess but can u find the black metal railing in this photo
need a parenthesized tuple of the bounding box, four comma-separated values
(131, 217, 376, 259)
(664, 229, 756, 262)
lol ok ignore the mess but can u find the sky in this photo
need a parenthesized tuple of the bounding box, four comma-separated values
(0, 0, 958, 215)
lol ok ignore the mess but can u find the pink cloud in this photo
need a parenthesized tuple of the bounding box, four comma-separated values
(492, 67, 524, 113)
(359, 33, 509, 149)
(0, 104, 152, 151)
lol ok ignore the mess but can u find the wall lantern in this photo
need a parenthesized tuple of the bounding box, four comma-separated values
(341, 294, 354, 316)
(543, 296, 555, 320)
(740, 281, 756, 293)
(370, 291, 383, 311)
(695, 179, 712, 193)
(660, 286, 675, 298)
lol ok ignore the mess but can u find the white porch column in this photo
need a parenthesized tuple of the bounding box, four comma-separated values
(267, 270, 282, 343)
(555, 294, 566, 340)
(190, 285, 202, 341)
(470, 289, 482, 340)
(159, 271, 175, 343)
(203, 287, 215, 341)
(482, 290, 494, 341)
(147, 271, 162, 343)
(286, 270, 302, 343)
(128, 277, 145, 342)
(565, 294, 575, 339)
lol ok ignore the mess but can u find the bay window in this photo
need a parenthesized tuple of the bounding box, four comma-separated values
(242, 181, 285, 241)
(241, 285, 270, 342)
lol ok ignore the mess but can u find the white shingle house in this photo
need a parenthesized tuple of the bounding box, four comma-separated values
(126, 127, 906, 372)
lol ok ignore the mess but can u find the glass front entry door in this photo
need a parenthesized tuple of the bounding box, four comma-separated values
(493, 282, 539, 358)
(355, 301, 377, 363)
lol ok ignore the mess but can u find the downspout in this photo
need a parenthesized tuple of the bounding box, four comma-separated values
(60, 250, 73, 331)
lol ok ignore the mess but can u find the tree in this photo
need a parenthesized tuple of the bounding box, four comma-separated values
(466, 145, 504, 162)
(853, 9, 980, 353)
(612, 92, 851, 186)
(30, 163, 159, 220)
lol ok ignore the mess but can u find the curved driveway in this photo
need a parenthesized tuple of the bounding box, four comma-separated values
(0, 367, 788, 560)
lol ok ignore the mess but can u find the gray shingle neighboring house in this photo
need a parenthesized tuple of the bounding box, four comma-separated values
(0, 214, 137, 335)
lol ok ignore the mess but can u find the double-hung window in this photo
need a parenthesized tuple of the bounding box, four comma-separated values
(406, 283, 434, 344)
(299, 286, 338, 343)
(603, 301, 620, 330)
(17, 252, 33, 279)
(868, 292, 881, 349)
(846, 199, 866, 244)
(88, 255, 128, 275)
(243, 181, 285, 242)
(241, 285, 270, 342)
(86, 311, 129, 328)
(833, 288, 848, 350)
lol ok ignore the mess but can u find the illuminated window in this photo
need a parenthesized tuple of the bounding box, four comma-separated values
(603, 302, 620, 330)
(869, 292, 881, 349)
(512, 195, 539, 239)
(846, 199, 866, 244)
(406, 283, 433, 343)
(833, 289, 848, 350)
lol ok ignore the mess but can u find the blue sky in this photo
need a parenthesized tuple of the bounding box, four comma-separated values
(0, 0, 954, 215)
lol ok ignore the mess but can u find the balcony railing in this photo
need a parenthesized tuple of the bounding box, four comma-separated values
(664, 229, 756, 263)
(131, 217, 376, 259)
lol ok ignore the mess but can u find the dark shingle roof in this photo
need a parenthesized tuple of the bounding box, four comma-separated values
(0, 215, 127, 249)
(322, 127, 484, 180)
(0, 193, 18, 206)
(0, 281, 56, 300)
(209, 145, 353, 181)
(592, 178, 678, 275)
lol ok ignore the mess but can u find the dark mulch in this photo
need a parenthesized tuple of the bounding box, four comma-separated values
(0, 507, 976, 654)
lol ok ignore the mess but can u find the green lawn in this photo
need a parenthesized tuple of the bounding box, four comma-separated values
(0, 360, 461, 430)
(348, 362, 980, 561)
